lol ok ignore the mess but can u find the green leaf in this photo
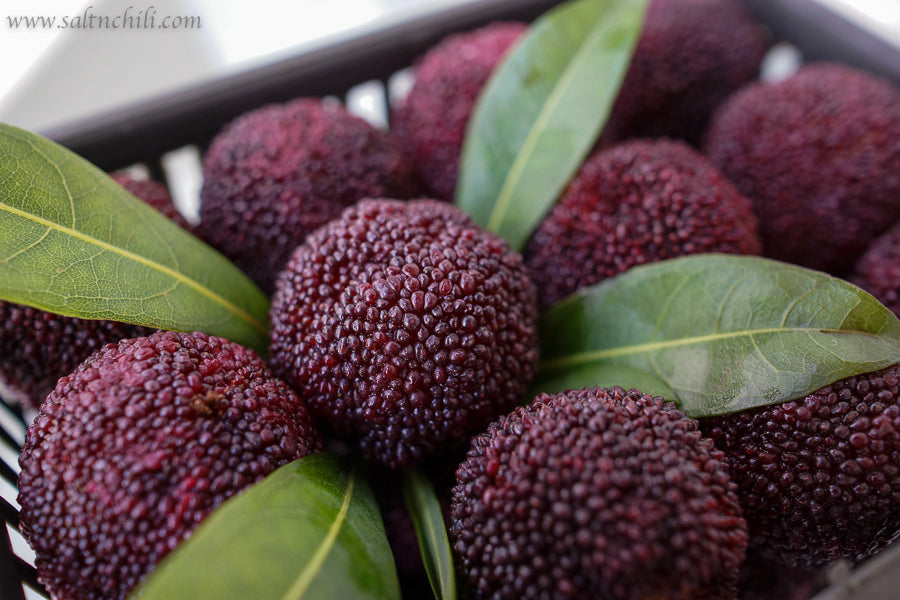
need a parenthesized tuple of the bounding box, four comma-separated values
(455, 0, 648, 250)
(132, 453, 400, 600)
(528, 363, 675, 403)
(0, 124, 269, 353)
(536, 254, 900, 417)
(402, 467, 456, 600)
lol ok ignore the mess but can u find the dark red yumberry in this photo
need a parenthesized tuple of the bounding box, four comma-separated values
(704, 62, 900, 274)
(391, 22, 526, 200)
(451, 386, 747, 599)
(701, 364, 900, 568)
(525, 138, 760, 309)
(851, 221, 900, 318)
(269, 199, 538, 468)
(17, 331, 321, 600)
(0, 173, 185, 410)
(198, 97, 420, 292)
(0, 304, 152, 410)
(600, 0, 769, 147)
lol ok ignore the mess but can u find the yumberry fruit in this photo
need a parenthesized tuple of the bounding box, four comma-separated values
(450, 386, 748, 599)
(704, 62, 900, 275)
(601, 0, 769, 146)
(391, 22, 526, 200)
(701, 364, 900, 568)
(198, 97, 420, 293)
(268, 198, 538, 468)
(17, 331, 322, 600)
(851, 221, 900, 318)
(524, 138, 760, 309)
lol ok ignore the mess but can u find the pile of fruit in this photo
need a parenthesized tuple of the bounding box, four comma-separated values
(2, 0, 899, 598)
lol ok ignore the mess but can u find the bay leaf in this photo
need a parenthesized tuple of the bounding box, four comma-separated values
(528, 363, 675, 403)
(454, 0, 648, 251)
(402, 467, 456, 600)
(132, 452, 400, 600)
(536, 254, 900, 417)
(0, 124, 269, 353)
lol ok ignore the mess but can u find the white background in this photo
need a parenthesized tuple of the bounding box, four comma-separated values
(0, 0, 897, 134)
(0, 0, 480, 132)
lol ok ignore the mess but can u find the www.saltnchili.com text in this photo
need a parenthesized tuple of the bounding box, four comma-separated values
(6, 6, 202, 31)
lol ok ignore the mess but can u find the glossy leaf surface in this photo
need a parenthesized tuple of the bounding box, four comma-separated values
(0, 124, 269, 352)
(403, 467, 456, 600)
(537, 255, 900, 416)
(132, 453, 400, 600)
(455, 0, 648, 250)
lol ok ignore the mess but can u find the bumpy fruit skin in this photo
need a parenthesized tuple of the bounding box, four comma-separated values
(17, 331, 321, 600)
(704, 63, 900, 275)
(701, 364, 900, 568)
(0, 174, 186, 410)
(391, 22, 526, 200)
(524, 138, 761, 309)
(450, 386, 747, 599)
(601, 0, 768, 146)
(0, 305, 152, 410)
(851, 222, 900, 318)
(269, 199, 538, 468)
(198, 97, 420, 292)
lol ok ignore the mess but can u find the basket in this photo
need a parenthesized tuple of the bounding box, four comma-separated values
(2, 1, 899, 598)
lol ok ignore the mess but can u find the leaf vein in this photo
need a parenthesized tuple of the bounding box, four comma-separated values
(653, 274, 690, 338)
(485, 5, 615, 233)
(540, 327, 882, 372)
(714, 276, 744, 333)
(20, 134, 77, 226)
(749, 332, 777, 373)
(0, 227, 50, 263)
(0, 200, 266, 335)
(780, 288, 814, 327)
(282, 469, 356, 599)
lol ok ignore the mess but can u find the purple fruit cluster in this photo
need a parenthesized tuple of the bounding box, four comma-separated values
(9, 0, 900, 598)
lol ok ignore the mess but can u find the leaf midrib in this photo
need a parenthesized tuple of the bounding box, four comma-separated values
(283, 470, 356, 599)
(540, 326, 881, 371)
(485, 1, 614, 234)
(404, 469, 455, 600)
(0, 199, 267, 335)
(422, 505, 454, 600)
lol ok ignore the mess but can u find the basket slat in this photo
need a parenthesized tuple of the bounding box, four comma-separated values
(1, 526, 26, 600)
